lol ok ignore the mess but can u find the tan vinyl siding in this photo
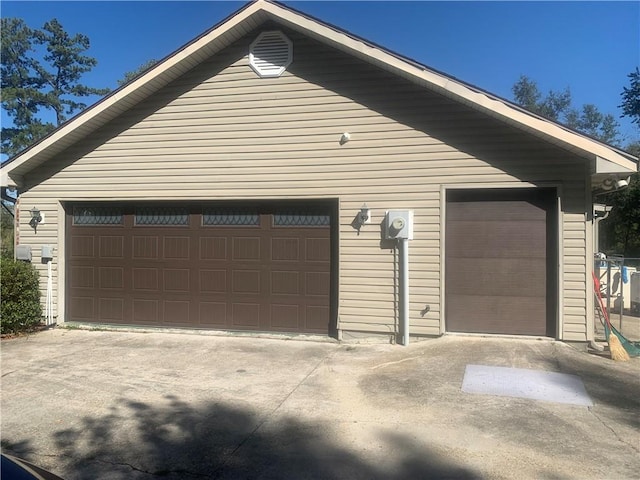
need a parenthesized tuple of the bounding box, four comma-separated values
(564, 217, 589, 346)
(19, 28, 591, 340)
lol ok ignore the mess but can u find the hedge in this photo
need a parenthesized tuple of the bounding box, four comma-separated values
(1, 256, 42, 335)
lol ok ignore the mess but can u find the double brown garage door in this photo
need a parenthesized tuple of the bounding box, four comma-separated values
(66, 203, 333, 334)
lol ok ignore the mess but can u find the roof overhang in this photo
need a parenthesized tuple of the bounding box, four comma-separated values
(1, 169, 17, 189)
(595, 155, 635, 175)
(1, 0, 637, 188)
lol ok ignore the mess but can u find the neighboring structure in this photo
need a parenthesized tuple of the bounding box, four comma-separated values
(1, 0, 637, 342)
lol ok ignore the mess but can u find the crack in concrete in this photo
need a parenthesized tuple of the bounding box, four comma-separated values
(552, 344, 639, 455)
(24, 451, 209, 478)
(210, 348, 338, 479)
(371, 355, 423, 370)
(550, 343, 564, 372)
(94, 458, 210, 478)
(588, 407, 640, 454)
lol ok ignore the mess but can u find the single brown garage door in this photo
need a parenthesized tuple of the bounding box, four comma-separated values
(445, 189, 557, 336)
(66, 203, 334, 334)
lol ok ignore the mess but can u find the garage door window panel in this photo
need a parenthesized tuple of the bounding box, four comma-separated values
(135, 207, 189, 226)
(203, 208, 259, 226)
(73, 206, 123, 225)
(273, 209, 330, 227)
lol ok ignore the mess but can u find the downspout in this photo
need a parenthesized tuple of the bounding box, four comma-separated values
(593, 204, 612, 254)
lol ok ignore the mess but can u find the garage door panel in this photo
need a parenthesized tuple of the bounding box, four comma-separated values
(271, 270, 300, 295)
(164, 269, 191, 292)
(199, 302, 227, 326)
(163, 237, 190, 259)
(271, 237, 300, 261)
(447, 294, 546, 336)
(270, 304, 300, 329)
(99, 236, 124, 258)
(231, 303, 261, 328)
(71, 236, 95, 257)
(446, 221, 546, 258)
(163, 301, 190, 324)
(232, 270, 261, 294)
(99, 298, 124, 322)
(306, 272, 330, 296)
(446, 258, 546, 297)
(447, 200, 547, 221)
(306, 238, 330, 262)
(133, 236, 159, 259)
(68, 203, 332, 333)
(233, 237, 261, 261)
(71, 266, 95, 288)
(306, 305, 330, 332)
(199, 269, 227, 292)
(199, 237, 227, 260)
(70, 297, 94, 321)
(132, 299, 159, 324)
(99, 267, 124, 289)
(132, 268, 159, 291)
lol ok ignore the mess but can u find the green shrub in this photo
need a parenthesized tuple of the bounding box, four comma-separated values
(1, 257, 42, 334)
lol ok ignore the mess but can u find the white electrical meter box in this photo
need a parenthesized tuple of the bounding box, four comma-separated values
(16, 245, 32, 262)
(42, 245, 54, 260)
(384, 210, 414, 240)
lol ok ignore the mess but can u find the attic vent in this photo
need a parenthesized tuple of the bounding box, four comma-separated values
(249, 31, 292, 77)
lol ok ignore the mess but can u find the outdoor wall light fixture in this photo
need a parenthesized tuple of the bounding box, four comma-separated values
(29, 206, 42, 232)
(615, 178, 629, 189)
(601, 176, 631, 191)
(340, 132, 351, 145)
(357, 203, 371, 225)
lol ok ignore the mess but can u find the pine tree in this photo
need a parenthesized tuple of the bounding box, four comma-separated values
(1, 18, 110, 157)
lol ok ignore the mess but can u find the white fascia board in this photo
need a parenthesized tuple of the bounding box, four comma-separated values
(0, 167, 18, 188)
(595, 156, 638, 175)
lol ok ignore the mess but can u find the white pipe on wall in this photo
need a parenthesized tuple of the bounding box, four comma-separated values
(399, 237, 409, 346)
(46, 260, 53, 325)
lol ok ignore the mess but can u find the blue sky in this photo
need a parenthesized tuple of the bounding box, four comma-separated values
(1, 1, 639, 146)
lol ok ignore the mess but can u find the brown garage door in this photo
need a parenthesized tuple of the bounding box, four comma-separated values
(445, 189, 557, 336)
(66, 203, 333, 334)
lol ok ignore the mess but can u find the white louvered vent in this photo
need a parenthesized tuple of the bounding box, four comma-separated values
(249, 31, 292, 78)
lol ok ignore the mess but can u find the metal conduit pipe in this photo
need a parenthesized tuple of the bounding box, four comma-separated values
(399, 237, 409, 346)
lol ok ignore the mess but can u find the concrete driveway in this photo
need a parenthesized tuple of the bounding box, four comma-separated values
(2, 329, 639, 479)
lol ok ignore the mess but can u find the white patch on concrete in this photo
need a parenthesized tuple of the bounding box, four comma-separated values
(462, 364, 593, 406)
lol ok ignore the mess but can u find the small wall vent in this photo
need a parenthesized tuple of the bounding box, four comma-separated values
(249, 31, 292, 78)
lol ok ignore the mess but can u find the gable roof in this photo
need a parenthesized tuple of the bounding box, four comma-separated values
(1, 0, 637, 187)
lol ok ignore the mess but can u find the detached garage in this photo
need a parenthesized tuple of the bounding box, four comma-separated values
(1, 0, 637, 343)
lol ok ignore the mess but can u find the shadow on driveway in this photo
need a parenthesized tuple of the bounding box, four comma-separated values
(40, 395, 481, 479)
